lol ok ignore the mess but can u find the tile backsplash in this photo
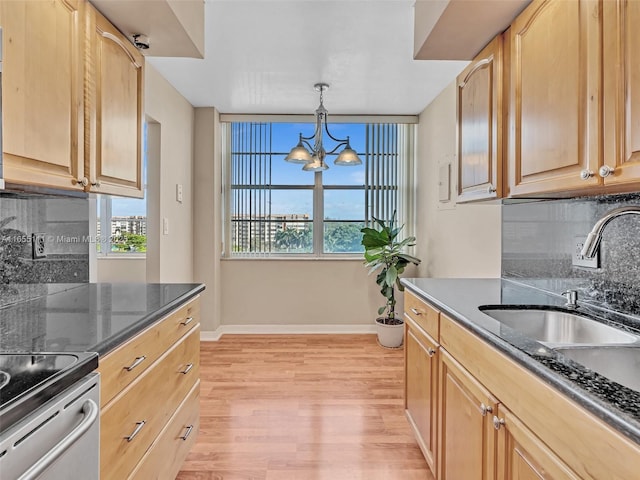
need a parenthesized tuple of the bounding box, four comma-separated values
(0, 192, 90, 307)
(502, 193, 640, 317)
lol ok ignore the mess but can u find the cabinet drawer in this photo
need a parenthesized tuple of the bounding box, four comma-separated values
(405, 290, 440, 341)
(129, 380, 200, 480)
(100, 325, 200, 480)
(98, 297, 200, 407)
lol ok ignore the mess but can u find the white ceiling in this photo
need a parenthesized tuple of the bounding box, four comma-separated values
(147, 0, 469, 115)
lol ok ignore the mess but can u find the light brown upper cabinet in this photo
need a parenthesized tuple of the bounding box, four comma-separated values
(601, 0, 640, 187)
(86, 5, 144, 198)
(507, 0, 602, 197)
(1, 0, 144, 198)
(1, 0, 87, 192)
(456, 36, 504, 203)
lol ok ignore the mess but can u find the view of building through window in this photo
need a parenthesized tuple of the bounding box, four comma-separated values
(227, 122, 405, 255)
(96, 125, 148, 255)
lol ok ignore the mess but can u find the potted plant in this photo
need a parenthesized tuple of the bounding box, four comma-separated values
(361, 212, 421, 348)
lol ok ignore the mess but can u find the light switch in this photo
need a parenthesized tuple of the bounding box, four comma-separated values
(176, 184, 183, 203)
(163, 217, 169, 235)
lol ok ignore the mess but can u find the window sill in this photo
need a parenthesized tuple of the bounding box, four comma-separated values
(221, 255, 363, 261)
(97, 255, 147, 260)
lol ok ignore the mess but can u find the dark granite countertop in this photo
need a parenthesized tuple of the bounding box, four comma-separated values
(401, 277, 640, 445)
(0, 282, 205, 356)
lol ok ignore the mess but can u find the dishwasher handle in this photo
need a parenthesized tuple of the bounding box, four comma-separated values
(18, 399, 99, 480)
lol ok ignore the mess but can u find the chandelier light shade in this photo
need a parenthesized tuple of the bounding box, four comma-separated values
(285, 83, 363, 171)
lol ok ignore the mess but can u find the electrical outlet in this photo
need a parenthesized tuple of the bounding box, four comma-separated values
(573, 235, 598, 268)
(32, 233, 47, 259)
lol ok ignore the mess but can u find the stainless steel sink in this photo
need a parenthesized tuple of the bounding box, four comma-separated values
(555, 347, 640, 392)
(479, 308, 640, 347)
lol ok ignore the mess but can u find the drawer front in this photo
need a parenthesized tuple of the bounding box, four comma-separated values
(100, 325, 200, 480)
(98, 296, 200, 407)
(129, 380, 200, 480)
(405, 290, 440, 341)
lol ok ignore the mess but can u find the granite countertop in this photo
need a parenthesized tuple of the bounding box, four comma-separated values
(0, 282, 205, 356)
(401, 277, 640, 445)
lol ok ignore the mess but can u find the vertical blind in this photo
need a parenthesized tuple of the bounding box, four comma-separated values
(224, 122, 413, 255)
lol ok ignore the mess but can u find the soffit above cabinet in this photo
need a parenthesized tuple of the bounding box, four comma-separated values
(89, 0, 204, 58)
(414, 0, 531, 60)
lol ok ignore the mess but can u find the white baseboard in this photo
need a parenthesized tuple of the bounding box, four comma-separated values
(200, 324, 377, 342)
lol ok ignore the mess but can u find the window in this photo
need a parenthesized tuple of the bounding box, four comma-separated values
(96, 195, 147, 254)
(223, 120, 414, 257)
(96, 125, 148, 255)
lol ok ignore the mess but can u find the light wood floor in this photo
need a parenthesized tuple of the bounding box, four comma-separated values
(176, 334, 433, 480)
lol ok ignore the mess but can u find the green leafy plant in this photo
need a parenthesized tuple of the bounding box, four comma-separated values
(361, 212, 421, 324)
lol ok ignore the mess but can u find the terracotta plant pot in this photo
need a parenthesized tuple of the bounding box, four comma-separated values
(375, 317, 404, 348)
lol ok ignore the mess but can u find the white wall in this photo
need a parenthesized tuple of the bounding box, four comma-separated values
(95, 65, 194, 284)
(193, 108, 222, 332)
(219, 259, 390, 328)
(144, 64, 195, 283)
(415, 81, 502, 278)
(96, 258, 146, 282)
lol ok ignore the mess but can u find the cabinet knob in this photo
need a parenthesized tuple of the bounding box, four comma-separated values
(426, 348, 436, 357)
(487, 185, 497, 194)
(579, 169, 594, 180)
(599, 165, 615, 178)
(74, 177, 89, 187)
(480, 403, 493, 416)
(493, 415, 505, 430)
(91, 181, 101, 187)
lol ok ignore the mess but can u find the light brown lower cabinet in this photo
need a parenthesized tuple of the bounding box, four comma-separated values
(98, 297, 201, 480)
(438, 350, 498, 480)
(404, 318, 439, 472)
(404, 292, 640, 480)
(495, 405, 580, 480)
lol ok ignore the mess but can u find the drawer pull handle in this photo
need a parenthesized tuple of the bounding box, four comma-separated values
(181, 316, 194, 326)
(180, 363, 194, 375)
(410, 308, 423, 316)
(125, 421, 146, 442)
(124, 356, 146, 372)
(180, 424, 194, 441)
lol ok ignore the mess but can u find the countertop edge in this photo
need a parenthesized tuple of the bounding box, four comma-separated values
(401, 278, 640, 445)
(91, 283, 205, 356)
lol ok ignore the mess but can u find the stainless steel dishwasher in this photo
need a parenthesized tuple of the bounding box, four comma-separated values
(0, 372, 100, 480)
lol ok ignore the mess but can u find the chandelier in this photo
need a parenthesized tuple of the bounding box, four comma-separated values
(285, 83, 362, 171)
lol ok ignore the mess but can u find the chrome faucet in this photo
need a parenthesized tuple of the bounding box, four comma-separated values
(580, 206, 640, 259)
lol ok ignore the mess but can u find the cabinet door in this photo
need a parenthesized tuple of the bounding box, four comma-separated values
(439, 350, 498, 480)
(87, 6, 144, 198)
(1, 0, 86, 191)
(601, 0, 640, 187)
(494, 405, 581, 480)
(507, 0, 601, 196)
(457, 35, 503, 203)
(405, 319, 438, 473)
